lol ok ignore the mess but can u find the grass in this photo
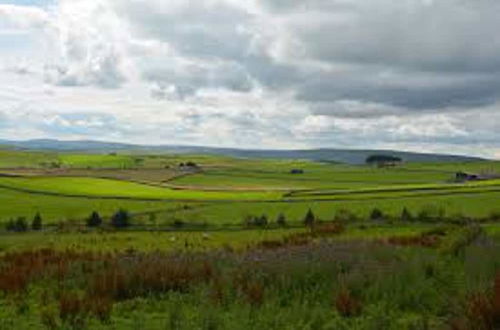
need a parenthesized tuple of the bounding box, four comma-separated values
(288, 179, 500, 198)
(171, 192, 500, 225)
(59, 154, 137, 169)
(0, 177, 281, 201)
(0, 224, 498, 329)
(0, 228, 306, 253)
(0, 187, 169, 224)
(0, 150, 58, 168)
(169, 163, 455, 190)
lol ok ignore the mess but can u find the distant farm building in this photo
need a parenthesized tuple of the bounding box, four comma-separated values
(455, 171, 480, 182)
(365, 155, 403, 168)
(178, 162, 200, 172)
(290, 169, 304, 174)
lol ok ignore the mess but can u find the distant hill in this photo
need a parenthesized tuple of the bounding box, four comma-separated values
(0, 139, 485, 164)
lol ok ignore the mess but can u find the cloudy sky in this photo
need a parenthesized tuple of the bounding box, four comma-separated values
(0, 0, 499, 157)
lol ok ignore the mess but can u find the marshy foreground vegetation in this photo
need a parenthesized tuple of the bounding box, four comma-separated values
(0, 149, 500, 329)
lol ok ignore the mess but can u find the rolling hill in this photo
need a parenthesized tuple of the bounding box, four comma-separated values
(0, 139, 484, 164)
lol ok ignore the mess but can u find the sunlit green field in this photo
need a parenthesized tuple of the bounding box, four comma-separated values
(0, 177, 280, 201)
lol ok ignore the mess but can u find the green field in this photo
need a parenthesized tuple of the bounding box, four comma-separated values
(1, 150, 500, 225)
(0, 177, 279, 202)
(1, 149, 499, 329)
(0, 187, 171, 224)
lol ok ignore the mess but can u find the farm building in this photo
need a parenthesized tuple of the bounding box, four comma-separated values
(455, 171, 479, 182)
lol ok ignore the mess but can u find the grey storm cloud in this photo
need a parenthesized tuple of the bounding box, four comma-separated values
(249, 0, 500, 111)
(115, 0, 253, 61)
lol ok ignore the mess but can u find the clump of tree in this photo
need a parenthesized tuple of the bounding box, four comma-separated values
(303, 208, 316, 228)
(254, 214, 269, 227)
(86, 211, 103, 227)
(365, 154, 402, 167)
(6, 217, 29, 232)
(244, 214, 269, 228)
(111, 209, 131, 228)
(31, 212, 43, 231)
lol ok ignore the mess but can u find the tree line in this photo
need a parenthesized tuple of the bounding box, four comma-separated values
(4, 205, 495, 233)
(4, 209, 132, 232)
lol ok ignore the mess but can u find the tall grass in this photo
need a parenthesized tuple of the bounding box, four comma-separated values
(0, 230, 498, 329)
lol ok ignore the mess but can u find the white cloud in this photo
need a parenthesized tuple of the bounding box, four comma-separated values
(0, 4, 49, 30)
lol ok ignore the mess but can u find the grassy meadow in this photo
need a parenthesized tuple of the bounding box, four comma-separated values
(0, 149, 499, 329)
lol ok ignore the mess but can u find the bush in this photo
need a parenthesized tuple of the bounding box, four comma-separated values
(86, 211, 103, 227)
(439, 225, 483, 256)
(334, 209, 358, 223)
(334, 287, 362, 317)
(256, 215, 268, 227)
(489, 211, 500, 222)
(32, 213, 43, 231)
(17, 217, 29, 232)
(110, 209, 130, 228)
(417, 205, 446, 222)
(370, 208, 384, 221)
(276, 213, 287, 227)
(244, 215, 269, 228)
(5, 218, 16, 231)
(173, 220, 185, 228)
(401, 207, 413, 222)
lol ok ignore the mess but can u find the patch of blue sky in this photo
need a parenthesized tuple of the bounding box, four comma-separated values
(0, 0, 53, 7)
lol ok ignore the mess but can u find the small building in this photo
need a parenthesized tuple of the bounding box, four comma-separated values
(455, 171, 479, 182)
(290, 169, 304, 174)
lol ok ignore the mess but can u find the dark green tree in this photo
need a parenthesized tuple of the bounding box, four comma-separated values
(111, 209, 131, 228)
(15, 217, 28, 232)
(303, 208, 316, 227)
(254, 214, 268, 227)
(370, 208, 384, 221)
(5, 218, 16, 231)
(31, 212, 42, 231)
(86, 211, 103, 227)
(276, 213, 287, 227)
(401, 207, 413, 222)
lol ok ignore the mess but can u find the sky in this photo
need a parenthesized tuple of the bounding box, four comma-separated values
(0, 0, 499, 157)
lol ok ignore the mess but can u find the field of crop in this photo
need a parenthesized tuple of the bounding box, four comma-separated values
(1, 149, 499, 329)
